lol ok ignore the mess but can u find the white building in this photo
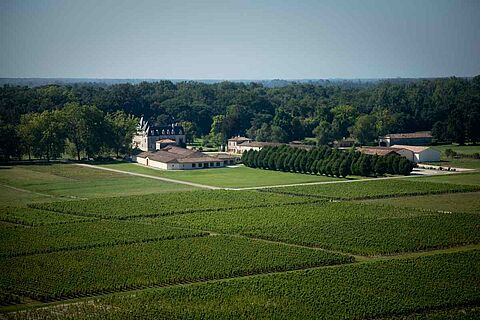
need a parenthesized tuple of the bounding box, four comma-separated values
(391, 145, 441, 163)
(132, 146, 236, 170)
(227, 136, 253, 153)
(132, 117, 186, 151)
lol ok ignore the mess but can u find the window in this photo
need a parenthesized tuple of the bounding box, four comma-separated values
(216, 162, 220, 166)
(192, 163, 196, 168)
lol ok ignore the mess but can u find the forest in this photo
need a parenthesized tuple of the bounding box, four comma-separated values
(0, 76, 479, 160)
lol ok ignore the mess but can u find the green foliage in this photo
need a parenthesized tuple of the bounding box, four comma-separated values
(30, 190, 315, 219)
(0, 207, 93, 226)
(0, 236, 351, 302)
(243, 145, 412, 178)
(0, 220, 206, 257)
(16, 251, 479, 319)
(264, 179, 480, 200)
(163, 202, 480, 255)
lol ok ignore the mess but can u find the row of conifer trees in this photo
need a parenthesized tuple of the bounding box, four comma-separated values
(241, 145, 414, 177)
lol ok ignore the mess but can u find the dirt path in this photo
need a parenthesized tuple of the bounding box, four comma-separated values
(75, 163, 220, 190)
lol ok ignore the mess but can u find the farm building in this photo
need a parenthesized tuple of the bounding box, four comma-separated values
(391, 145, 440, 163)
(378, 132, 432, 147)
(132, 146, 236, 170)
(132, 117, 186, 151)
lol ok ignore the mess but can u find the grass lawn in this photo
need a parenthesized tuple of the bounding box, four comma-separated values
(432, 144, 480, 155)
(98, 162, 343, 188)
(0, 164, 196, 201)
(426, 144, 480, 169)
(364, 191, 480, 214)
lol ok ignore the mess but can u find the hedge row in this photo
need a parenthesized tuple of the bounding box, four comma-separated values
(241, 145, 414, 177)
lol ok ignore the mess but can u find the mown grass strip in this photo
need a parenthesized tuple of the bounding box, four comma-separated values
(0, 236, 352, 302)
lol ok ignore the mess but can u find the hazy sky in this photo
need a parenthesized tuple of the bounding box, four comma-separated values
(1, 0, 479, 79)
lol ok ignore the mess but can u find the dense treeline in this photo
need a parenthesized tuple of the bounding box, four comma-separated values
(241, 145, 414, 177)
(0, 103, 137, 161)
(1, 76, 479, 159)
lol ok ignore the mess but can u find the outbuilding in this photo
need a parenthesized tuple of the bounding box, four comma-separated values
(391, 145, 440, 163)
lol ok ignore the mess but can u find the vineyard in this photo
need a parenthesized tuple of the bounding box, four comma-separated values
(161, 202, 480, 255)
(0, 207, 94, 226)
(6, 251, 479, 319)
(30, 190, 316, 219)
(0, 236, 352, 302)
(0, 220, 207, 257)
(0, 163, 479, 319)
(262, 179, 480, 199)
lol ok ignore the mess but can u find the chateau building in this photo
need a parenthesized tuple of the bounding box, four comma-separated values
(132, 117, 186, 151)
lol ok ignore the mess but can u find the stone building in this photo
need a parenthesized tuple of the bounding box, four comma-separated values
(132, 117, 186, 151)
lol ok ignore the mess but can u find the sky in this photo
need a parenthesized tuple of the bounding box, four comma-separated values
(0, 0, 479, 79)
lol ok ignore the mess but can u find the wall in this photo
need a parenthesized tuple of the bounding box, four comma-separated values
(417, 149, 441, 163)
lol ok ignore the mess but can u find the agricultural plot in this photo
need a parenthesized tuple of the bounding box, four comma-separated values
(0, 220, 206, 256)
(161, 202, 480, 255)
(417, 172, 480, 186)
(7, 251, 478, 320)
(0, 236, 352, 302)
(366, 191, 480, 214)
(0, 207, 94, 226)
(31, 190, 315, 219)
(262, 179, 480, 200)
(98, 162, 342, 188)
(0, 164, 197, 200)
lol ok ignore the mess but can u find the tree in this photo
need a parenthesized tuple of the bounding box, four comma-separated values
(338, 159, 350, 177)
(0, 122, 20, 161)
(63, 103, 106, 160)
(313, 121, 332, 145)
(179, 121, 195, 143)
(106, 111, 137, 157)
(352, 115, 377, 145)
(374, 157, 387, 176)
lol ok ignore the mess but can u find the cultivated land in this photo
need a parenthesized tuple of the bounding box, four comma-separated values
(97, 162, 343, 188)
(1, 162, 479, 319)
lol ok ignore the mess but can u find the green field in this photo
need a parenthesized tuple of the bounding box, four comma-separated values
(160, 202, 480, 255)
(417, 171, 480, 186)
(31, 190, 315, 219)
(98, 162, 343, 188)
(0, 164, 197, 201)
(426, 144, 480, 169)
(0, 236, 351, 302)
(0, 207, 94, 226)
(365, 191, 480, 214)
(1, 163, 479, 319)
(6, 251, 478, 319)
(262, 178, 480, 199)
(0, 220, 206, 256)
